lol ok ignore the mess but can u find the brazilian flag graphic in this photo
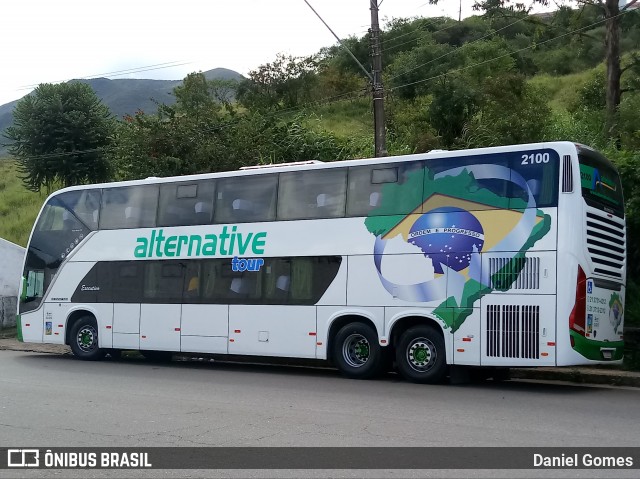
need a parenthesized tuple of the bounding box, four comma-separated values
(365, 162, 551, 333)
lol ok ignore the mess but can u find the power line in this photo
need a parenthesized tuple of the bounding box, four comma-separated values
(8, 8, 634, 164)
(16, 61, 194, 92)
(381, 20, 460, 53)
(387, 15, 528, 82)
(379, 15, 448, 45)
(124, 5, 640, 140)
(303, 0, 372, 81)
(388, 8, 631, 93)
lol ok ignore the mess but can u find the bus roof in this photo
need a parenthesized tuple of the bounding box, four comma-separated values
(45, 141, 580, 198)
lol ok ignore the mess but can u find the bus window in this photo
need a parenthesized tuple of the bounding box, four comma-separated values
(199, 260, 220, 302)
(229, 275, 261, 300)
(111, 262, 143, 303)
(19, 192, 96, 313)
(183, 261, 202, 301)
(426, 156, 510, 211)
(100, 185, 158, 230)
(278, 169, 347, 220)
(54, 190, 101, 230)
(158, 180, 215, 227)
(264, 258, 292, 303)
(24, 270, 44, 302)
(347, 163, 423, 216)
(144, 262, 184, 302)
(508, 149, 560, 208)
(204, 261, 260, 302)
(578, 150, 623, 217)
(214, 175, 277, 223)
(290, 257, 314, 301)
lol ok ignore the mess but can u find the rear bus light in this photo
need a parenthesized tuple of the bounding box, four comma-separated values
(569, 266, 587, 336)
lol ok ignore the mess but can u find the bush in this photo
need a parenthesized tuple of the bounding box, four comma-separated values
(624, 279, 640, 328)
(386, 96, 442, 152)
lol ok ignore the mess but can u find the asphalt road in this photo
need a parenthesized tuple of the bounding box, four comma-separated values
(1, 349, 639, 478)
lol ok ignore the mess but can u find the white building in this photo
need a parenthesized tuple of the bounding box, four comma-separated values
(0, 238, 25, 328)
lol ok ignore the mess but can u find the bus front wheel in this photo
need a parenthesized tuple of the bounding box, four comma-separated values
(396, 325, 446, 384)
(332, 322, 382, 379)
(69, 316, 105, 361)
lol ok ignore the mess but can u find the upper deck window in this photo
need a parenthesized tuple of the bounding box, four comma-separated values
(100, 185, 158, 230)
(157, 180, 215, 227)
(214, 175, 277, 224)
(347, 162, 423, 217)
(278, 169, 347, 220)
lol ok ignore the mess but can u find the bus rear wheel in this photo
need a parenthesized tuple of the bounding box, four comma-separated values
(396, 325, 446, 384)
(69, 316, 105, 361)
(332, 322, 382, 379)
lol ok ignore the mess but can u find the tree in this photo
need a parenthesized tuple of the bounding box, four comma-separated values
(538, 0, 639, 138)
(109, 72, 363, 180)
(236, 54, 318, 112)
(172, 72, 217, 119)
(434, 0, 639, 138)
(172, 73, 239, 118)
(4, 82, 114, 192)
(461, 73, 551, 147)
(428, 78, 479, 147)
(596, 0, 639, 137)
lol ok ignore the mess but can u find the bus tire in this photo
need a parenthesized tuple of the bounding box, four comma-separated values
(332, 322, 382, 379)
(396, 325, 446, 384)
(69, 316, 105, 361)
(141, 350, 173, 363)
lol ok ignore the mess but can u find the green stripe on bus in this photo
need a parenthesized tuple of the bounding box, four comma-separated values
(16, 315, 23, 342)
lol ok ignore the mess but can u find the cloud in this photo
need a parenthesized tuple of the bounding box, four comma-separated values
(0, 0, 520, 105)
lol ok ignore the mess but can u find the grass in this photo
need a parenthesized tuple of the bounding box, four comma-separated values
(528, 70, 594, 112)
(0, 159, 46, 246)
(0, 326, 16, 338)
(304, 99, 372, 139)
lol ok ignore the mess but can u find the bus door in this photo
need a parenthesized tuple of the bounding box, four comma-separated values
(113, 304, 140, 350)
(139, 262, 182, 352)
(180, 304, 229, 354)
(109, 262, 142, 350)
(225, 258, 317, 358)
(180, 260, 230, 354)
(228, 305, 317, 358)
(20, 268, 45, 343)
(140, 304, 181, 352)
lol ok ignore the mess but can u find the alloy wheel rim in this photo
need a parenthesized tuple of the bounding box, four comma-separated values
(342, 333, 370, 368)
(407, 337, 436, 372)
(77, 325, 97, 352)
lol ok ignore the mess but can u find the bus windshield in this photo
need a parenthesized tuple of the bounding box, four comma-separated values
(20, 190, 100, 313)
(578, 148, 624, 218)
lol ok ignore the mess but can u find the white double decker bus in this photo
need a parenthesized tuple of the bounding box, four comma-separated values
(17, 141, 626, 383)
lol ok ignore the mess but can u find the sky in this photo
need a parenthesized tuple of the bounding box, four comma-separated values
(0, 0, 554, 106)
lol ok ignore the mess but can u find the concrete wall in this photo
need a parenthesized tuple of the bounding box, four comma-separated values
(0, 238, 25, 328)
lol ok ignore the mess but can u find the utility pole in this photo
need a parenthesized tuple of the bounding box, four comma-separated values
(369, 0, 387, 157)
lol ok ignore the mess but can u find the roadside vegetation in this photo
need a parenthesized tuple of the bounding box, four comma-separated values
(0, 160, 44, 245)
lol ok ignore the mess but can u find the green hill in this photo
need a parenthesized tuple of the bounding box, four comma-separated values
(0, 68, 244, 155)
